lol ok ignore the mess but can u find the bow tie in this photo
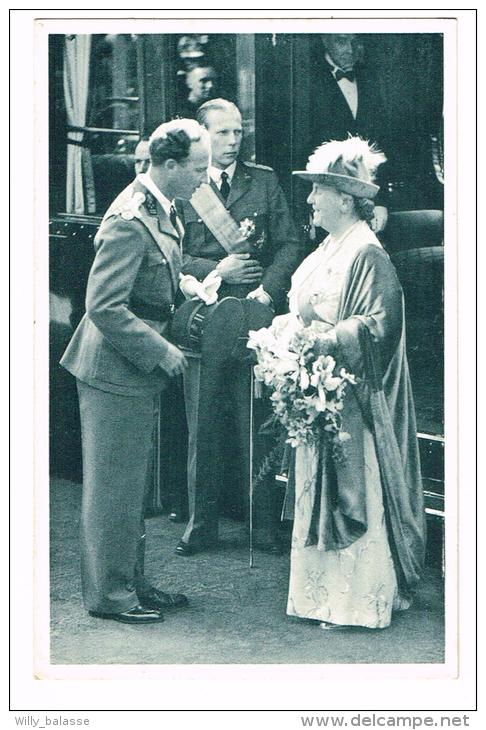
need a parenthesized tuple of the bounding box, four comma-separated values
(334, 68, 356, 82)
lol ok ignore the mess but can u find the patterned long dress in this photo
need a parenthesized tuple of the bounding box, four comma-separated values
(286, 221, 402, 629)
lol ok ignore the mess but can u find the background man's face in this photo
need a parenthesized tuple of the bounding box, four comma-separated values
(322, 34, 359, 70)
(186, 67, 217, 104)
(172, 139, 210, 199)
(134, 140, 150, 175)
(204, 108, 243, 169)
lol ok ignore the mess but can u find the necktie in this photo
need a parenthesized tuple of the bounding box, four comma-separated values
(220, 171, 231, 202)
(170, 204, 181, 241)
(334, 68, 355, 83)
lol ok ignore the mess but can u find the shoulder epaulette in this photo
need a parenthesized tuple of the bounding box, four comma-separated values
(109, 190, 146, 221)
(243, 161, 274, 172)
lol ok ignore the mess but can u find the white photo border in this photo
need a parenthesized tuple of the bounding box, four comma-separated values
(9, 5, 478, 719)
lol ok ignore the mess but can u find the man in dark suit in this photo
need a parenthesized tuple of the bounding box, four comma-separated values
(175, 98, 301, 555)
(311, 34, 388, 233)
(61, 119, 210, 624)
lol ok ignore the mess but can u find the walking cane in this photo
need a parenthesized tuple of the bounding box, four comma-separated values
(249, 365, 255, 569)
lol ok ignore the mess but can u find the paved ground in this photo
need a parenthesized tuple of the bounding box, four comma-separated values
(50, 479, 444, 665)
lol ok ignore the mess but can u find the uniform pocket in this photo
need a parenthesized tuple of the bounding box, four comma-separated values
(94, 336, 146, 385)
(145, 249, 167, 268)
(135, 250, 171, 295)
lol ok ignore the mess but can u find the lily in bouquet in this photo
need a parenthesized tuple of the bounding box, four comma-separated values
(247, 316, 357, 451)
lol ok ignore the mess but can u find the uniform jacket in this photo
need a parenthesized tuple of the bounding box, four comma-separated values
(61, 178, 182, 396)
(180, 161, 301, 312)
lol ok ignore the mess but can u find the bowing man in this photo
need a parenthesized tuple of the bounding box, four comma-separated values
(61, 119, 210, 624)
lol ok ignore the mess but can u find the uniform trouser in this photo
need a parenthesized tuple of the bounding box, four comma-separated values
(77, 380, 157, 613)
(181, 356, 280, 546)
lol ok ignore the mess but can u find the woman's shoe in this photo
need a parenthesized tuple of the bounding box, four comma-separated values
(319, 621, 354, 631)
(393, 595, 413, 612)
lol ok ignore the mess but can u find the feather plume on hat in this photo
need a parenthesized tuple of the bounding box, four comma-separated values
(293, 136, 387, 199)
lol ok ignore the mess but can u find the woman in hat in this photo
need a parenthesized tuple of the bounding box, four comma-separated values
(279, 137, 426, 629)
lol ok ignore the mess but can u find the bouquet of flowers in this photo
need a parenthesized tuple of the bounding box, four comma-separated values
(247, 316, 357, 450)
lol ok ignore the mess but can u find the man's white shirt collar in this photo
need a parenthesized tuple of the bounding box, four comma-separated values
(324, 53, 358, 119)
(209, 161, 237, 187)
(325, 52, 354, 77)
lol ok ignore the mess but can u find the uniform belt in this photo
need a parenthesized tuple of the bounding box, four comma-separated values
(130, 297, 175, 322)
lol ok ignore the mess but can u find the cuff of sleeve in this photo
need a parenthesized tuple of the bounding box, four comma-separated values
(142, 337, 171, 374)
(327, 329, 338, 345)
(261, 288, 273, 305)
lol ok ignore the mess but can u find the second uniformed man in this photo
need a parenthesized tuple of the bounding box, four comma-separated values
(176, 99, 302, 555)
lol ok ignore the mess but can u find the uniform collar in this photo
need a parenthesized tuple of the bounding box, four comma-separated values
(137, 172, 174, 220)
(209, 161, 237, 186)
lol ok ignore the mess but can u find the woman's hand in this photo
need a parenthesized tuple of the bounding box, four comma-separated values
(308, 320, 333, 336)
(314, 328, 338, 356)
(270, 313, 294, 336)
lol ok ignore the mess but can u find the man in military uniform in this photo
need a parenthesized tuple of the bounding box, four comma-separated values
(61, 119, 210, 624)
(175, 99, 301, 555)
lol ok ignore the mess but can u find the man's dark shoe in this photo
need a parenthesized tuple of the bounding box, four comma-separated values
(88, 604, 164, 624)
(174, 540, 197, 556)
(174, 538, 218, 556)
(138, 587, 189, 611)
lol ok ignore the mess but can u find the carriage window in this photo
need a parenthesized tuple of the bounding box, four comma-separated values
(88, 34, 140, 138)
(57, 34, 141, 216)
(86, 34, 140, 214)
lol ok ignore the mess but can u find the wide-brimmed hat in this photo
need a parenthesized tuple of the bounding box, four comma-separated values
(293, 137, 386, 199)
